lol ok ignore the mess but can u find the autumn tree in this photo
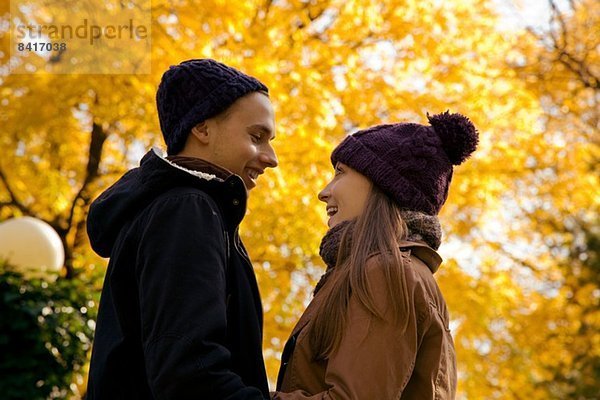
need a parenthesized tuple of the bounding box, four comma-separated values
(1, 0, 598, 397)
(500, 0, 599, 397)
(443, 0, 599, 398)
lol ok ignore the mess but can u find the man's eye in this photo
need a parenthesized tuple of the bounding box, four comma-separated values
(251, 134, 261, 143)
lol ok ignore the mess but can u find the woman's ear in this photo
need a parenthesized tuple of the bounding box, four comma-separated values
(190, 121, 210, 145)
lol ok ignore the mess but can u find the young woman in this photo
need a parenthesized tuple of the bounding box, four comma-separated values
(273, 111, 478, 399)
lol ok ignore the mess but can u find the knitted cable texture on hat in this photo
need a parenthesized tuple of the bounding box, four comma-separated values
(156, 59, 268, 155)
(331, 111, 478, 215)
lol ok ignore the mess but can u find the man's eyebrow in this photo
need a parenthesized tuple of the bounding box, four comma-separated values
(248, 124, 276, 140)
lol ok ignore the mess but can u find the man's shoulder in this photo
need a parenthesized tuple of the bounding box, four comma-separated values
(154, 186, 217, 203)
(139, 186, 224, 224)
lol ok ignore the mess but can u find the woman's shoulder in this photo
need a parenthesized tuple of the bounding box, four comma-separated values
(363, 250, 422, 286)
(361, 252, 422, 303)
(363, 251, 446, 314)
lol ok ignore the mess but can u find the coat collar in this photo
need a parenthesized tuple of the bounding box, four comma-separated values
(152, 147, 225, 181)
(147, 148, 248, 230)
(397, 240, 443, 274)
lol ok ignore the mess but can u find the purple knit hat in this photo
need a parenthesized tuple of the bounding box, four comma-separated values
(331, 111, 478, 215)
(156, 59, 268, 155)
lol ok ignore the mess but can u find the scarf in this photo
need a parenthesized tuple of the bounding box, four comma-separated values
(314, 221, 354, 295)
(401, 210, 442, 250)
(313, 212, 442, 295)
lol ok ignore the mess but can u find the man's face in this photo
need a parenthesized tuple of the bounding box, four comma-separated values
(205, 92, 278, 190)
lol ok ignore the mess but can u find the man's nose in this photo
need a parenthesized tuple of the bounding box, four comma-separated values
(260, 144, 278, 168)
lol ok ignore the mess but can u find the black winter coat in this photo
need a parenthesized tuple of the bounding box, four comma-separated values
(86, 148, 269, 399)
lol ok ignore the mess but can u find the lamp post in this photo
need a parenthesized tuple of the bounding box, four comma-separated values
(0, 216, 65, 280)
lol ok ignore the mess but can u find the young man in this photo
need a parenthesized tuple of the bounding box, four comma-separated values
(86, 59, 277, 399)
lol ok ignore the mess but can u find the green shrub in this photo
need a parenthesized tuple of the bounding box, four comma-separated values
(0, 263, 97, 399)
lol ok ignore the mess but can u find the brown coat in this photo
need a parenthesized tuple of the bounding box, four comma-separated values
(273, 241, 456, 400)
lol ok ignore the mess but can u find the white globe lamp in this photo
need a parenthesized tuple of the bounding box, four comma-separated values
(0, 217, 65, 279)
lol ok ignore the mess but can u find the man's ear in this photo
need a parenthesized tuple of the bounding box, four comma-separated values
(190, 122, 210, 145)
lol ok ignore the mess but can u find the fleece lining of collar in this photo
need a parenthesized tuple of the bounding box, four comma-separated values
(152, 147, 220, 182)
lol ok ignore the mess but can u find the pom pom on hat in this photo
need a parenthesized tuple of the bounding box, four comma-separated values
(427, 111, 478, 165)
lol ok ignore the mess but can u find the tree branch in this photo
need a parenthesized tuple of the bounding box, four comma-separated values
(492, 242, 544, 274)
(549, 0, 568, 49)
(0, 166, 36, 217)
(55, 121, 108, 278)
(65, 121, 108, 232)
(556, 50, 600, 90)
(547, 0, 600, 90)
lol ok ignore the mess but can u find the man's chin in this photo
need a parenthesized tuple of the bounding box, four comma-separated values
(243, 179, 256, 191)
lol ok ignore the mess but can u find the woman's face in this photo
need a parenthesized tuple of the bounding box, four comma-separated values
(318, 162, 372, 228)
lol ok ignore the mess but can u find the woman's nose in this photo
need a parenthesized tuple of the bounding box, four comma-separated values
(318, 184, 330, 202)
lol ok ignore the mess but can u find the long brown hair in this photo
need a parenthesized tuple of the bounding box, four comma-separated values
(309, 185, 411, 360)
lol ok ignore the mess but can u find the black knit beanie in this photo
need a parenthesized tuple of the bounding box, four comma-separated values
(156, 59, 269, 155)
